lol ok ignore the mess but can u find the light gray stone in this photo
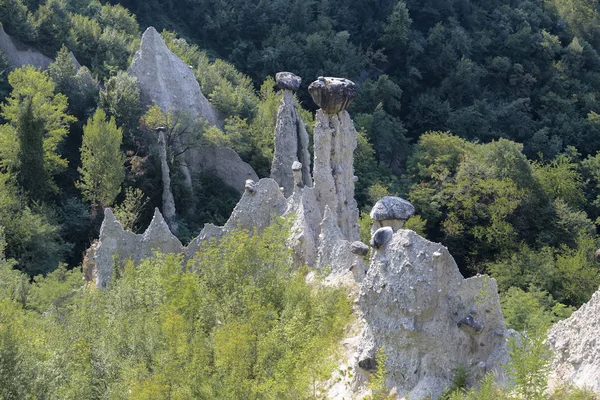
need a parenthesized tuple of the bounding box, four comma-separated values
(285, 187, 321, 266)
(356, 230, 510, 399)
(351, 241, 369, 256)
(371, 227, 393, 249)
(548, 287, 600, 393)
(90, 208, 183, 288)
(316, 206, 353, 274)
(128, 27, 219, 126)
(271, 89, 311, 197)
(191, 145, 259, 193)
(157, 129, 177, 232)
(128, 27, 258, 194)
(87, 179, 287, 287)
(0, 25, 52, 69)
(225, 178, 288, 232)
(370, 196, 415, 222)
(313, 109, 360, 241)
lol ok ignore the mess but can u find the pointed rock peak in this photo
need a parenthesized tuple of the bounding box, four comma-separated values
(145, 207, 171, 234)
(103, 208, 117, 224)
(99, 208, 127, 238)
(140, 27, 168, 50)
(128, 25, 220, 127)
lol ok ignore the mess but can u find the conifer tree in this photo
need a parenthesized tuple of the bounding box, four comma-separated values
(77, 108, 125, 210)
(16, 99, 47, 200)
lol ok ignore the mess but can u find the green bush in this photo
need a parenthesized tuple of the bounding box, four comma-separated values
(0, 219, 353, 399)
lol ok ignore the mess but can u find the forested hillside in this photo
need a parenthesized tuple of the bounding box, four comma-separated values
(1, 0, 600, 370)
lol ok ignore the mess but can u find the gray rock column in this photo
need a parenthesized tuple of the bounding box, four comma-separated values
(309, 77, 360, 241)
(270, 72, 312, 197)
(157, 127, 178, 233)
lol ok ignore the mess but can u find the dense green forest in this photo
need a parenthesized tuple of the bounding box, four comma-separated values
(1, 0, 600, 395)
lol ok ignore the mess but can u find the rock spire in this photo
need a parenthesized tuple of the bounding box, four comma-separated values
(309, 76, 360, 241)
(270, 72, 311, 197)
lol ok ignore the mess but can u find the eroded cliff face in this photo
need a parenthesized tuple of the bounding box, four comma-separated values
(356, 230, 510, 399)
(548, 289, 600, 393)
(312, 109, 360, 242)
(307, 77, 360, 242)
(90, 208, 183, 288)
(0, 25, 52, 69)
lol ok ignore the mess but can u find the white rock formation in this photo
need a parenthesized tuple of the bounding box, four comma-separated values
(370, 196, 416, 235)
(87, 179, 286, 287)
(271, 72, 311, 197)
(157, 128, 177, 232)
(312, 109, 360, 241)
(0, 25, 52, 69)
(285, 186, 322, 267)
(128, 27, 218, 126)
(308, 77, 360, 241)
(548, 288, 600, 393)
(83, 73, 512, 400)
(354, 229, 510, 399)
(91, 208, 183, 288)
(128, 27, 258, 194)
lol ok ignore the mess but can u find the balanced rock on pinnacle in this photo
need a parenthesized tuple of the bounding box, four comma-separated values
(310, 76, 360, 241)
(308, 77, 357, 114)
(370, 196, 415, 234)
(276, 71, 302, 91)
(270, 71, 311, 197)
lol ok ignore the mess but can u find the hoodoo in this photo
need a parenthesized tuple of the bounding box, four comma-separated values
(270, 72, 311, 197)
(309, 77, 360, 241)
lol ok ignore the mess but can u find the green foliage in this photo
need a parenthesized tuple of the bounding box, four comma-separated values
(533, 153, 585, 209)
(0, 0, 36, 42)
(507, 333, 552, 400)
(28, 263, 81, 313)
(403, 215, 427, 236)
(550, 385, 599, 399)
(447, 332, 552, 400)
(440, 365, 469, 399)
(359, 211, 372, 246)
(0, 221, 352, 399)
(501, 286, 563, 333)
(0, 66, 75, 198)
(77, 108, 125, 209)
(34, 0, 70, 55)
(67, 3, 139, 78)
(15, 99, 47, 200)
(113, 186, 148, 232)
(366, 347, 394, 400)
(381, 1, 412, 48)
(0, 49, 10, 101)
(99, 71, 142, 134)
(49, 45, 98, 118)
